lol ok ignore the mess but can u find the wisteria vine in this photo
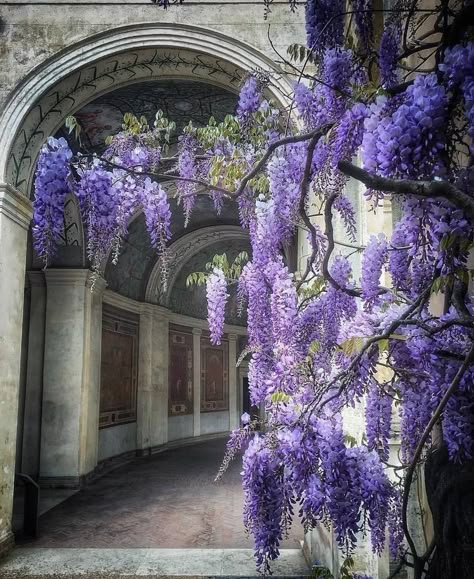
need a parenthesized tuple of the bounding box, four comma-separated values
(32, 2, 474, 578)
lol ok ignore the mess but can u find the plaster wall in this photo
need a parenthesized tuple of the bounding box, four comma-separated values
(98, 423, 137, 462)
(200, 411, 229, 435)
(0, 1, 305, 114)
(168, 414, 194, 442)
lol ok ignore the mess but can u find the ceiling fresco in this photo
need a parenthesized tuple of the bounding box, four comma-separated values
(169, 238, 250, 326)
(75, 79, 239, 150)
(104, 195, 242, 302)
(50, 77, 248, 318)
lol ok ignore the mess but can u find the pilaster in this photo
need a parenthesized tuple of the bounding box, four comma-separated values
(137, 306, 153, 451)
(40, 269, 105, 487)
(21, 271, 46, 477)
(228, 334, 238, 430)
(137, 304, 170, 451)
(151, 307, 169, 447)
(0, 184, 32, 557)
(192, 328, 202, 437)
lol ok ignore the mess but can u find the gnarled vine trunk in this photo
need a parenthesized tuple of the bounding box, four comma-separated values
(424, 446, 474, 579)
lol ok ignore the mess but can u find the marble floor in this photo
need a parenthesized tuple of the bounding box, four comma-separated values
(17, 438, 304, 550)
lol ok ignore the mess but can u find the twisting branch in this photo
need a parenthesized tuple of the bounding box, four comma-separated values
(235, 126, 332, 197)
(338, 160, 474, 219)
(296, 134, 323, 290)
(321, 192, 361, 297)
(401, 344, 474, 568)
(77, 155, 234, 198)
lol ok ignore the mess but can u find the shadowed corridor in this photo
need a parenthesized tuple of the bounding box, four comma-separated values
(19, 438, 303, 550)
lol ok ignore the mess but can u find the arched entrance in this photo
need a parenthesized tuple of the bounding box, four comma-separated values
(0, 22, 298, 563)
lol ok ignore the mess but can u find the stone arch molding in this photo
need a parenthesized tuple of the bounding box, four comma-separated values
(0, 23, 292, 196)
(145, 225, 250, 307)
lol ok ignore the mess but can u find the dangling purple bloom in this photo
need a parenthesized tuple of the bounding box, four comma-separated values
(361, 234, 388, 310)
(366, 381, 392, 462)
(305, 0, 345, 51)
(206, 267, 229, 345)
(352, 0, 373, 54)
(142, 178, 172, 287)
(379, 23, 400, 88)
(33, 137, 72, 265)
(237, 75, 261, 124)
(75, 161, 119, 274)
(177, 134, 197, 226)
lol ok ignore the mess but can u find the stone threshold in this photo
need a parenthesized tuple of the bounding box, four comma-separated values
(0, 548, 312, 578)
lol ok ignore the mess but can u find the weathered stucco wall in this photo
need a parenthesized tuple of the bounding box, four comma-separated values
(0, 1, 305, 112)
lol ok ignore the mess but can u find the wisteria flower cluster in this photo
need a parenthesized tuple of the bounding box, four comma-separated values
(32, 137, 72, 264)
(206, 267, 229, 345)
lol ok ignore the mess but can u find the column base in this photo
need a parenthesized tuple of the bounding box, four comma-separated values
(0, 529, 15, 560)
(38, 471, 96, 489)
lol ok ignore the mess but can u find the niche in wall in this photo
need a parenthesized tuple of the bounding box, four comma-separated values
(99, 305, 139, 427)
(201, 335, 229, 412)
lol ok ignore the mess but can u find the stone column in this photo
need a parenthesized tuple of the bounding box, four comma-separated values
(21, 272, 46, 477)
(0, 184, 32, 557)
(137, 305, 153, 452)
(228, 334, 239, 430)
(192, 328, 202, 437)
(40, 270, 105, 487)
(137, 305, 169, 451)
(151, 308, 169, 447)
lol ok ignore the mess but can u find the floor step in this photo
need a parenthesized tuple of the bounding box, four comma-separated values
(0, 548, 312, 577)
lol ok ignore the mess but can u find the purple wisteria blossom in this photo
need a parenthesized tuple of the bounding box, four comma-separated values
(33, 137, 72, 264)
(206, 267, 229, 345)
(361, 234, 388, 310)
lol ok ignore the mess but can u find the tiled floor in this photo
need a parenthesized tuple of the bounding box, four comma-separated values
(19, 438, 304, 550)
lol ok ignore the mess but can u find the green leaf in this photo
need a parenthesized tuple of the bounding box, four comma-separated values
(308, 340, 321, 355)
(378, 338, 389, 353)
(339, 336, 366, 356)
(271, 392, 291, 404)
(344, 434, 358, 448)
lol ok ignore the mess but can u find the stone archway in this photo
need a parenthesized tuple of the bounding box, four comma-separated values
(146, 225, 250, 307)
(0, 22, 291, 196)
(0, 22, 291, 557)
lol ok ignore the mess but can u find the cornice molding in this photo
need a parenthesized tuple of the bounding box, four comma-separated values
(0, 183, 32, 230)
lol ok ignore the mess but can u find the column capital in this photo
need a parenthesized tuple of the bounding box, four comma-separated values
(44, 269, 106, 292)
(140, 302, 171, 320)
(228, 333, 238, 342)
(45, 269, 89, 286)
(192, 327, 202, 336)
(0, 183, 33, 230)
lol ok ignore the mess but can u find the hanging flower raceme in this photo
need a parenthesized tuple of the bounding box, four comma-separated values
(33, 137, 73, 265)
(361, 234, 388, 310)
(440, 42, 474, 152)
(362, 74, 448, 180)
(365, 380, 392, 462)
(176, 134, 197, 226)
(206, 267, 229, 345)
(75, 161, 120, 274)
(237, 74, 262, 126)
(352, 0, 373, 54)
(242, 436, 288, 574)
(141, 177, 172, 288)
(378, 23, 400, 88)
(305, 0, 345, 51)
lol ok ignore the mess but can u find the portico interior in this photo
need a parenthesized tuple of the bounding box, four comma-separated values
(14, 78, 251, 500)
